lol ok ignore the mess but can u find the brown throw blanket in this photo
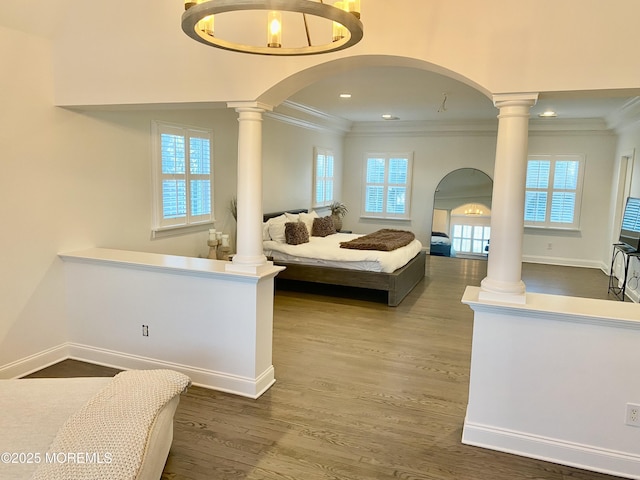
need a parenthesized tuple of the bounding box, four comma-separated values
(340, 229, 415, 251)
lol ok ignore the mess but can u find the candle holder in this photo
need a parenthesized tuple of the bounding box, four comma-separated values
(207, 238, 219, 259)
(217, 234, 232, 260)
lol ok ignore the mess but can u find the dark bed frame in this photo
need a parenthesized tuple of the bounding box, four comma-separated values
(263, 210, 426, 306)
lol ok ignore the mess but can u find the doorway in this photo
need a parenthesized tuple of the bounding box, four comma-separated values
(431, 168, 493, 258)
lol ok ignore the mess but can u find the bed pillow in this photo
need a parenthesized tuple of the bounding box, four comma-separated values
(285, 222, 310, 245)
(285, 212, 300, 222)
(263, 214, 287, 241)
(312, 215, 336, 237)
(262, 222, 271, 241)
(299, 210, 319, 234)
(268, 222, 287, 243)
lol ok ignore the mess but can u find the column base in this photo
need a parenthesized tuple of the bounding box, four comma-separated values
(226, 259, 274, 275)
(479, 277, 527, 304)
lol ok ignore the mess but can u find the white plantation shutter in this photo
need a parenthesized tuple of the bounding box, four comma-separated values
(524, 155, 584, 229)
(365, 157, 385, 213)
(363, 153, 412, 218)
(313, 147, 334, 207)
(161, 132, 187, 219)
(622, 197, 640, 231)
(153, 122, 213, 231)
(188, 135, 212, 221)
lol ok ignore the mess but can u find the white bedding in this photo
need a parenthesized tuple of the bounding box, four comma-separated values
(0, 371, 189, 480)
(264, 232, 423, 273)
(430, 235, 451, 245)
(0, 378, 111, 480)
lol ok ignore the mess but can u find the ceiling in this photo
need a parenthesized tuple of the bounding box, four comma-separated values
(287, 65, 636, 124)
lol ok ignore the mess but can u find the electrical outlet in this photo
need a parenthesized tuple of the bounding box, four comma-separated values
(626, 403, 640, 426)
(142, 325, 149, 337)
(547, 243, 552, 250)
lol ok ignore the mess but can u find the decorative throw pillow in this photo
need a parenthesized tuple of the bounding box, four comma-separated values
(312, 215, 336, 237)
(285, 222, 310, 245)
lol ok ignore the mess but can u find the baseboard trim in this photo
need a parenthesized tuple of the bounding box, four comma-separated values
(67, 343, 274, 399)
(462, 420, 640, 480)
(523, 255, 603, 269)
(0, 343, 70, 379)
(0, 343, 275, 399)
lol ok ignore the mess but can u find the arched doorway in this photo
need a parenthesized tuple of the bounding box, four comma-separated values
(431, 168, 493, 258)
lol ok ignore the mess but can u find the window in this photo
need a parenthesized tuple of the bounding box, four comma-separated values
(313, 147, 334, 207)
(152, 121, 214, 232)
(524, 154, 584, 229)
(363, 153, 413, 218)
(452, 225, 491, 255)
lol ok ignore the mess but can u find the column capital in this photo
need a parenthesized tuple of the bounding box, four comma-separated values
(492, 93, 539, 109)
(227, 101, 274, 113)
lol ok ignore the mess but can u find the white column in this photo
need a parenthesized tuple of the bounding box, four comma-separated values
(479, 93, 538, 304)
(226, 102, 273, 274)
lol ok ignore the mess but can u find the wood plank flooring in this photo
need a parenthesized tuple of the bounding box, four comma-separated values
(28, 256, 624, 479)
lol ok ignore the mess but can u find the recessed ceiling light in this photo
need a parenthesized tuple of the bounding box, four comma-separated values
(339, 93, 352, 99)
(539, 110, 557, 118)
(382, 114, 399, 120)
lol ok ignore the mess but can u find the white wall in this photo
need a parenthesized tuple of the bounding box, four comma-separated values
(523, 128, 618, 269)
(262, 119, 344, 214)
(341, 123, 618, 265)
(0, 26, 244, 370)
(61, 250, 280, 398)
(42, 1, 640, 108)
(0, 26, 69, 369)
(432, 209, 449, 234)
(463, 287, 640, 479)
(342, 127, 498, 247)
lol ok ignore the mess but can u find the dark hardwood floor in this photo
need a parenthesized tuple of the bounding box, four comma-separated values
(29, 257, 623, 479)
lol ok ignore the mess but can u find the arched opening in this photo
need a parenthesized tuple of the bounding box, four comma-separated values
(258, 54, 492, 109)
(431, 168, 493, 259)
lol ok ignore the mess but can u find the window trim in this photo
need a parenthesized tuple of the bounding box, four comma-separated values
(361, 152, 413, 220)
(312, 146, 335, 209)
(524, 153, 585, 230)
(151, 121, 215, 235)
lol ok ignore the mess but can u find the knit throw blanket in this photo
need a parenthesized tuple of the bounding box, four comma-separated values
(31, 369, 191, 480)
(340, 229, 416, 251)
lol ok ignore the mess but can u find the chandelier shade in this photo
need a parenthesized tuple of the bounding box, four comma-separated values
(464, 204, 485, 216)
(182, 0, 363, 56)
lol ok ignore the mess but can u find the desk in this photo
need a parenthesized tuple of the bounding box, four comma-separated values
(608, 243, 640, 301)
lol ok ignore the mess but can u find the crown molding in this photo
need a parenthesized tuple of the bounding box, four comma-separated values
(266, 101, 619, 137)
(266, 100, 352, 134)
(348, 119, 499, 137)
(528, 118, 614, 136)
(606, 97, 640, 132)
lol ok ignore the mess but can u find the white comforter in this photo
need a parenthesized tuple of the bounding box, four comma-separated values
(264, 232, 423, 273)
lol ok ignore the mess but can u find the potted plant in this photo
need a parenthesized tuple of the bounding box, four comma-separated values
(329, 201, 348, 231)
(230, 195, 237, 221)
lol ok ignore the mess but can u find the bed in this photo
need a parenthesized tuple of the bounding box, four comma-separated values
(430, 231, 452, 257)
(263, 210, 426, 306)
(0, 369, 190, 480)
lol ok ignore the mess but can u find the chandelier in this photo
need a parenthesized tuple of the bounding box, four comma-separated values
(465, 205, 484, 216)
(182, 0, 363, 56)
